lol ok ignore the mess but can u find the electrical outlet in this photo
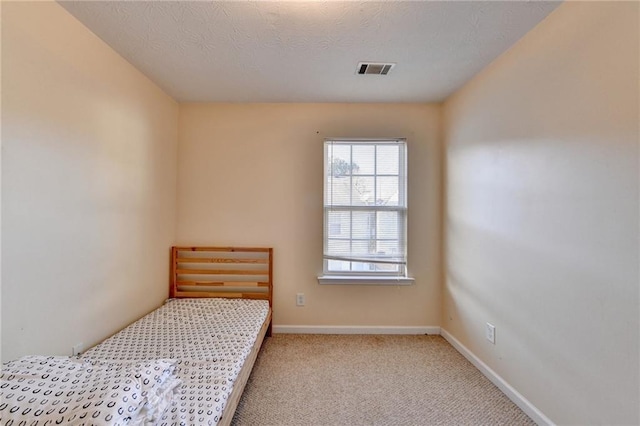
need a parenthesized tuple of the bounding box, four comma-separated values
(296, 293, 305, 307)
(485, 323, 496, 344)
(72, 343, 84, 356)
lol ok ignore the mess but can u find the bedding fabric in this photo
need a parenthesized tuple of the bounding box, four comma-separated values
(0, 356, 180, 426)
(81, 298, 270, 426)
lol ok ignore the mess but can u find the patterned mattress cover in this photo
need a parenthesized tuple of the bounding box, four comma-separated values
(81, 298, 270, 426)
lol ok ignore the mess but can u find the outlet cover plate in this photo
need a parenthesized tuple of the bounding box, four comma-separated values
(72, 343, 84, 356)
(485, 323, 496, 344)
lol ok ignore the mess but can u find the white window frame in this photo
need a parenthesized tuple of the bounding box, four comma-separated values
(318, 138, 414, 285)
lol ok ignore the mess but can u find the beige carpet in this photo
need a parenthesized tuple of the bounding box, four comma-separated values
(231, 334, 535, 426)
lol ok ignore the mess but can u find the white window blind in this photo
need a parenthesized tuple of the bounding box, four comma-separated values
(323, 139, 407, 277)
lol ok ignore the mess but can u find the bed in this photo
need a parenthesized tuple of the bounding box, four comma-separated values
(0, 246, 273, 426)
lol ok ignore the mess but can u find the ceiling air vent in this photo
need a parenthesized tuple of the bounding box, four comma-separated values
(357, 62, 395, 75)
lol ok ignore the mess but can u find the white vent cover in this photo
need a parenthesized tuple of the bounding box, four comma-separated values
(357, 62, 396, 75)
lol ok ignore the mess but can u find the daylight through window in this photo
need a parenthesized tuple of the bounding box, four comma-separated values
(323, 139, 407, 277)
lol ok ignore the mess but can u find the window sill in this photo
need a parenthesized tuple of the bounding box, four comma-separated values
(317, 275, 415, 286)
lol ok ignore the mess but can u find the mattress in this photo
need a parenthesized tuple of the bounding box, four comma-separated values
(81, 298, 270, 426)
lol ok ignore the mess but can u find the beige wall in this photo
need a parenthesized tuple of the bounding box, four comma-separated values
(443, 2, 639, 424)
(1, 2, 179, 360)
(177, 103, 442, 328)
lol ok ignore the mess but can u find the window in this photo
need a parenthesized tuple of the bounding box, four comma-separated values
(321, 139, 411, 284)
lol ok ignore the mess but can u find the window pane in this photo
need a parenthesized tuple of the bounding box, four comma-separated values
(377, 211, 399, 239)
(351, 240, 371, 256)
(352, 144, 375, 175)
(328, 210, 350, 238)
(353, 176, 374, 206)
(351, 261, 377, 272)
(328, 144, 354, 177)
(330, 144, 351, 163)
(327, 176, 352, 206)
(352, 211, 373, 239)
(376, 176, 399, 206)
(327, 239, 350, 256)
(328, 259, 350, 272)
(377, 240, 403, 257)
(377, 145, 399, 174)
(376, 263, 399, 273)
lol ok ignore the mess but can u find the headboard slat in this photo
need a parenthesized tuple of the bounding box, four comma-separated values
(177, 258, 268, 264)
(177, 281, 269, 287)
(173, 291, 270, 300)
(175, 269, 266, 275)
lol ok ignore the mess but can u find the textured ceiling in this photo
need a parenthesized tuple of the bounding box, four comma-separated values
(58, 1, 561, 103)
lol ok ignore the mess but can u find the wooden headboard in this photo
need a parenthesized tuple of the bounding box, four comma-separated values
(170, 246, 273, 306)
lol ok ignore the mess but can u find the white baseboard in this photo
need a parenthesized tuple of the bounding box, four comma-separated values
(273, 325, 441, 335)
(440, 328, 554, 426)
